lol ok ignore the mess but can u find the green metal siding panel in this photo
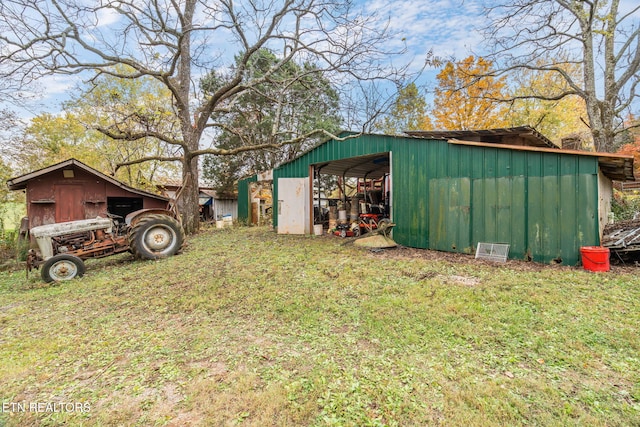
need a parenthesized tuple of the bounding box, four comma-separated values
(527, 176, 562, 263)
(429, 178, 472, 253)
(524, 169, 599, 264)
(391, 141, 429, 248)
(237, 175, 257, 223)
(470, 147, 484, 179)
(495, 177, 513, 245)
(526, 153, 542, 176)
(543, 153, 559, 176)
(541, 175, 560, 261)
(482, 178, 498, 240)
(497, 150, 513, 176)
(272, 134, 602, 265)
(578, 155, 596, 174)
(511, 152, 527, 176)
(576, 174, 599, 245)
(509, 177, 527, 259)
(484, 148, 498, 178)
(560, 155, 577, 175)
(456, 178, 472, 253)
(447, 145, 461, 177)
(390, 140, 601, 264)
(428, 178, 449, 251)
(435, 142, 448, 178)
(527, 175, 543, 260)
(559, 174, 578, 261)
(470, 176, 527, 260)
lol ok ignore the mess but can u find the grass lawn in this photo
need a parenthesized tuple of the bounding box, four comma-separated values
(0, 226, 638, 426)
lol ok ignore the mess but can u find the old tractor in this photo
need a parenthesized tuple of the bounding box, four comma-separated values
(27, 209, 185, 283)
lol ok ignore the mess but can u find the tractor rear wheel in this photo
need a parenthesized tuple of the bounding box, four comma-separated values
(41, 254, 86, 283)
(129, 214, 184, 260)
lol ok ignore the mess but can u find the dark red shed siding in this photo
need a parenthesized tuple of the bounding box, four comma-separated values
(8, 159, 169, 228)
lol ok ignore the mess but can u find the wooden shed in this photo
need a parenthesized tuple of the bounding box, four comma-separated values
(7, 158, 170, 228)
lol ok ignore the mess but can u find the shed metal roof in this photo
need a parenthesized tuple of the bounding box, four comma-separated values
(405, 126, 558, 148)
(274, 128, 634, 182)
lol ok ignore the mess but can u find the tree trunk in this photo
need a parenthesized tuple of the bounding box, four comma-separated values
(178, 155, 200, 234)
(176, 0, 200, 234)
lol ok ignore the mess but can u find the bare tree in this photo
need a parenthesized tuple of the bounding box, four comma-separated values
(0, 0, 409, 233)
(482, 0, 640, 152)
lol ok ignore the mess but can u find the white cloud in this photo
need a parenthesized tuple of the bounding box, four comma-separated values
(40, 74, 77, 96)
(95, 7, 122, 28)
(363, 0, 485, 59)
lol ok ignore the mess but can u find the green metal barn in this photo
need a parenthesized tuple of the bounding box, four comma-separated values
(239, 128, 634, 265)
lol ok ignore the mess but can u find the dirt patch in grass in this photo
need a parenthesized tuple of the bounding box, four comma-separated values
(366, 241, 640, 274)
(366, 243, 554, 272)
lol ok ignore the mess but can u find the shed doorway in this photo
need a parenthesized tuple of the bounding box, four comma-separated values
(311, 152, 392, 235)
(107, 197, 143, 222)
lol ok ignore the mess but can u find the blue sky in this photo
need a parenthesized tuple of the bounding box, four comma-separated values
(365, 0, 484, 61)
(6, 0, 488, 119)
(4, 0, 640, 120)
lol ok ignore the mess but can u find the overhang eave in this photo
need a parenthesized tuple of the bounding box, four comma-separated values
(312, 153, 390, 180)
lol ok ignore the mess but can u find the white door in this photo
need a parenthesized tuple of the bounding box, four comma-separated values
(277, 177, 310, 234)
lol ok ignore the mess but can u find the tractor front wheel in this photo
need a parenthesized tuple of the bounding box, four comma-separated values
(129, 214, 185, 260)
(41, 254, 86, 283)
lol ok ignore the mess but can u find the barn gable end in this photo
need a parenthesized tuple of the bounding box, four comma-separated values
(7, 159, 169, 228)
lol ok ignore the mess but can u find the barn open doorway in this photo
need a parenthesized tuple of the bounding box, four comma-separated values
(311, 152, 392, 235)
(107, 197, 143, 222)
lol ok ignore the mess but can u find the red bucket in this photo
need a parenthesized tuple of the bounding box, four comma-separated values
(580, 246, 610, 272)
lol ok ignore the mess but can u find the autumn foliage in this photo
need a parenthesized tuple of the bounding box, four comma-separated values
(431, 56, 508, 130)
(616, 120, 640, 179)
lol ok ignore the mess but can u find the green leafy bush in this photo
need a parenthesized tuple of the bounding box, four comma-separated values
(611, 190, 640, 221)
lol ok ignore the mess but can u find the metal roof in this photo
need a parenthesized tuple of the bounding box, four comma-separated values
(6, 158, 169, 200)
(274, 128, 633, 182)
(405, 126, 559, 148)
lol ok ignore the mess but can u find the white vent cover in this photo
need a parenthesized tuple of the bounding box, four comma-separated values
(475, 243, 510, 262)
